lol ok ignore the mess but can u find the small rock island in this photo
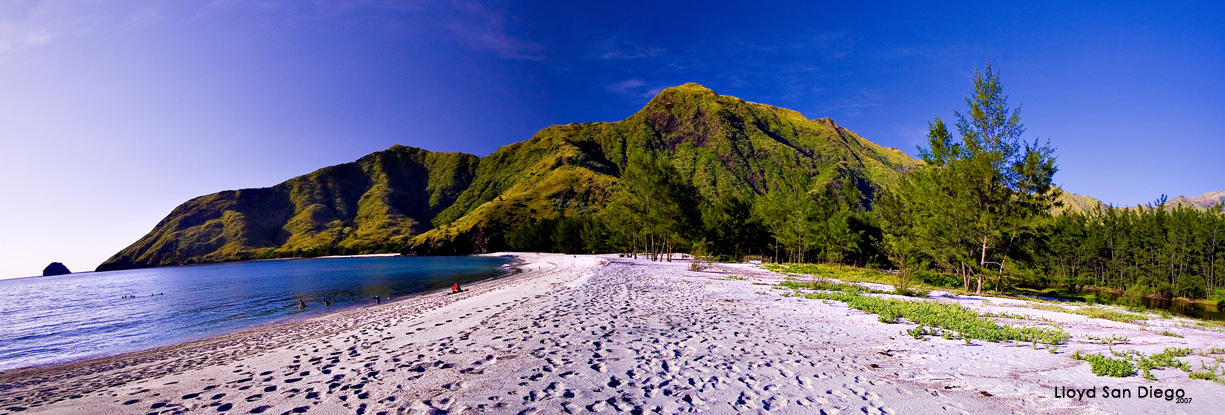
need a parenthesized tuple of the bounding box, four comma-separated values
(42, 262, 71, 277)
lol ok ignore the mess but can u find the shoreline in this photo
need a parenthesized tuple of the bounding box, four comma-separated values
(0, 254, 556, 408)
(312, 253, 403, 260)
(2, 254, 1221, 414)
(0, 254, 519, 373)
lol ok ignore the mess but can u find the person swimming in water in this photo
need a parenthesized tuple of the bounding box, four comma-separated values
(298, 299, 306, 309)
(375, 295, 381, 304)
(324, 300, 331, 307)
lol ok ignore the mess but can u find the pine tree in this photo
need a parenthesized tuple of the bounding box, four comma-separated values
(894, 63, 1060, 295)
(604, 153, 701, 261)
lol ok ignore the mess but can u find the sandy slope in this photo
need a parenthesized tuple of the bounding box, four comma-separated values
(1, 253, 1221, 414)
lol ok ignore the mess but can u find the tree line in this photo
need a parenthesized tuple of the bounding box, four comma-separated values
(503, 156, 879, 266)
(1040, 203, 1224, 300)
(501, 64, 1225, 302)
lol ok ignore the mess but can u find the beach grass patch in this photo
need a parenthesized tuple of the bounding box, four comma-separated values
(1074, 307, 1148, 323)
(1194, 319, 1225, 329)
(1025, 304, 1074, 314)
(769, 263, 902, 286)
(800, 289, 1069, 346)
(777, 279, 888, 294)
(778, 278, 928, 298)
(1083, 334, 1129, 345)
(1072, 347, 1204, 381)
(981, 311, 1058, 325)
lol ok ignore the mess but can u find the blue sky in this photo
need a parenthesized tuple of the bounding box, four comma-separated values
(1, 1, 1222, 278)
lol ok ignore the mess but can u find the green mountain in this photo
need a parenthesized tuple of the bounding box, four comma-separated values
(98, 83, 920, 270)
(408, 83, 919, 254)
(97, 146, 478, 271)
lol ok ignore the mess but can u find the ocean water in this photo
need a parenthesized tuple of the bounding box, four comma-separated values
(0, 255, 513, 371)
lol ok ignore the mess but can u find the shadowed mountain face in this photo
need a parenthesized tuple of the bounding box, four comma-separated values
(99, 84, 921, 270)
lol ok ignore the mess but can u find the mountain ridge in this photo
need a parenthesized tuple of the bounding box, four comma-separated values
(97, 83, 950, 270)
(1166, 189, 1225, 211)
(405, 83, 920, 254)
(1049, 188, 1225, 215)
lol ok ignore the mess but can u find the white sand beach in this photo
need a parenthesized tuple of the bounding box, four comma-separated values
(1, 253, 1221, 414)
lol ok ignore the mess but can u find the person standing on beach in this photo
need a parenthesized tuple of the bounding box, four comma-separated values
(375, 295, 381, 304)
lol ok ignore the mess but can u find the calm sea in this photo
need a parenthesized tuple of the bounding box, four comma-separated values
(0, 255, 513, 371)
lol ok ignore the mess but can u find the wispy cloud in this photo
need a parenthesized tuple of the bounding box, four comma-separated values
(599, 46, 665, 60)
(202, 0, 543, 59)
(445, 1, 544, 60)
(875, 45, 960, 61)
(810, 87, 884, 118)
(733, 31, 852, 60)
(593, 35, 665, 60)
(125, 7, 165, 28)
(605, 78, 668, 99)
(0, 0, 546, 61)
(0, 0, 162, 54)
(895, 124, 931, 153)
(640, 85, 666, 99)
(0, 18, 53, 52)
(22, 29, 51, 46)
(606, 79, 645, 94)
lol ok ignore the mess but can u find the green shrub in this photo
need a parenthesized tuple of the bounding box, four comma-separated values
(1072, 350, 1135, 377)
(1207, 287, 1225, 310)
(1135, 348, 1194, 380)
(894, 286, 930, 298)
(913, 270, 962, 288)
(1189, 371, 1218, 381)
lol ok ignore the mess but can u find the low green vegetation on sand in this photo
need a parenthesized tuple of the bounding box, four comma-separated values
(768, 263, 949, 294)
(1072, 348, 1225, 384)
(780, 282, 1069, 346)
(1069, 306, 1149, 324)
(776, 262, 1211, 326)
(1071, 351, 1136, 377)
(776, 266, 1225, 385)
(777, 279, 893, 295)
